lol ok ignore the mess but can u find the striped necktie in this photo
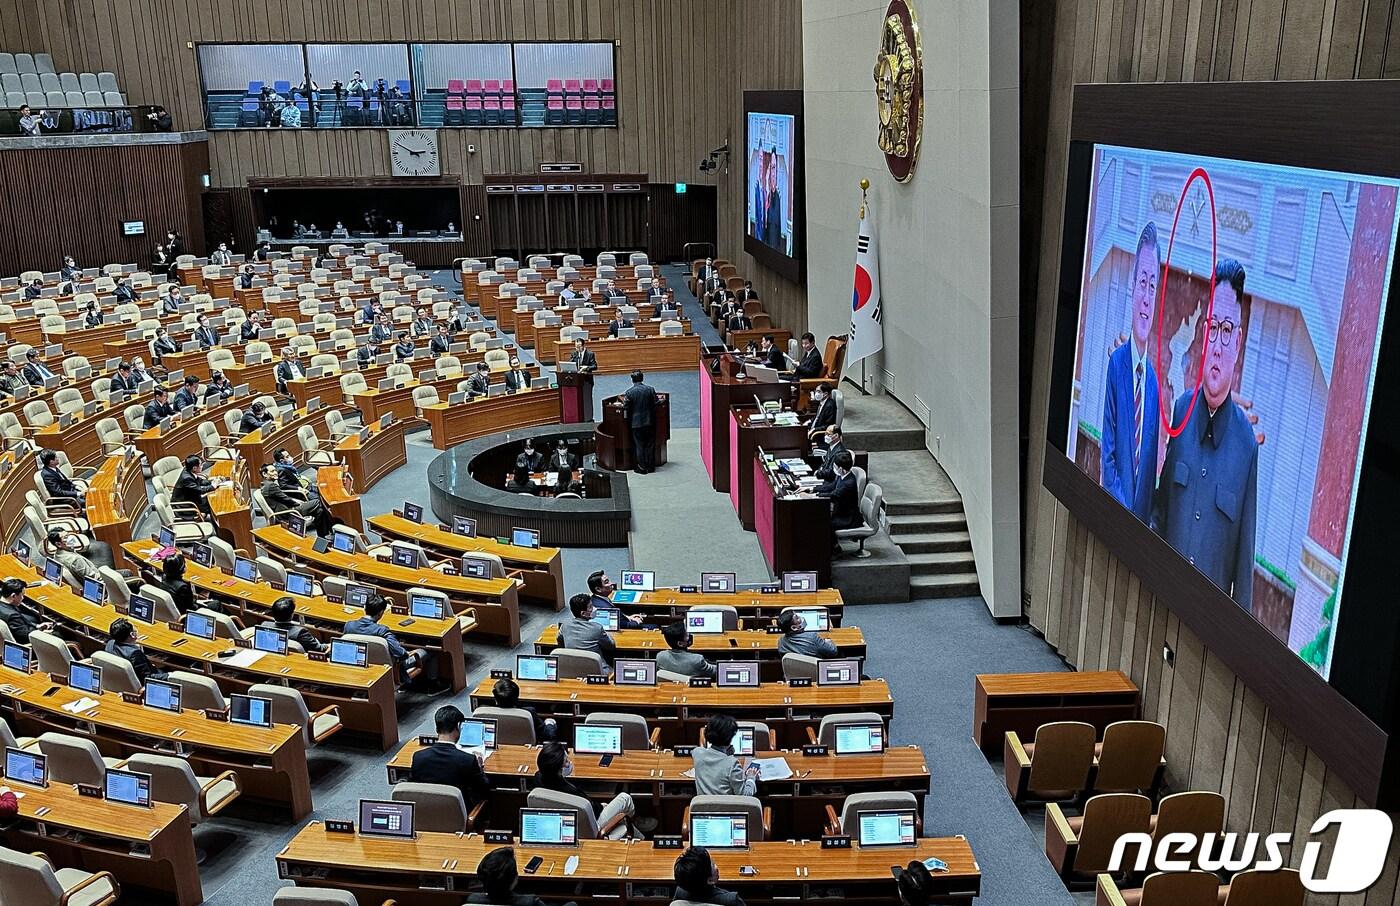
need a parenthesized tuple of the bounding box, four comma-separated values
(1132, 363, 1143, 479)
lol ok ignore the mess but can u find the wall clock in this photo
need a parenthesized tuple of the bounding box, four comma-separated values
(873, 0, 924, 183)
(389, 129, 440, 178)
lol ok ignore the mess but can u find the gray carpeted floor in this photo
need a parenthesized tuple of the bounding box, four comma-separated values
(194, 266, 1090, 904)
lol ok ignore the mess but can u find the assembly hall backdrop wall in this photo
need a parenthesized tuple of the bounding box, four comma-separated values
(0, 0, 807, 326)
(1022, 2, 1400, 901)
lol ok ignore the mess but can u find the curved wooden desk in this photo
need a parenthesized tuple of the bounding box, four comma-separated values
(85, 450, 148, 570)
(333, 419, 408, 493)
(551, 331, 700, 372)
(422, 386, 563, 451)
(253, 525, 522, 646)
(5, 555, 400, 750)
(610, 588, 847, 628)
(367, 513, 564, 611)
(0, 664, 312, 820)
(276, 824, 979, 906)
(465, 676, 894, 749)
(121, 541, 472, 694)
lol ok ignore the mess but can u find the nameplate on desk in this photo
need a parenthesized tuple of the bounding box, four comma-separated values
(585, 674, 610, 685)
(688, 677, 713, 688)
(653, 835, 685, 849)
(764, 625, 784, 634)
(418, 735, 439, 747)
(307, 651, 328, 662)
(678, 585, 698, 594)
(166, 620, 184, 632)
(820, 835, 852, 849)
(490, 669, 513, 680)
(46, 672, 66, 685)
(324, 819, 355, 834)
(440, 566, 460, 576)
(801, 745, 829, 757)
(120, 692, 142, 704)
(205, 708, 229, 721)
(787, 678, 812, 688)
(233, 638, 252, 649)
(76, 783, 103, 799)
(483, 830, 513, 845)
(325, 594, 343, 604)
(268, 581, 285, 591)
(390, 605, 408, 616)
(759, 585, 781, 594)
(673, 745, 695, 757)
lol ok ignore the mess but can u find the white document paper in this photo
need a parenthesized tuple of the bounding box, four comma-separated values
(62, 696, 100, 715)
(224, 649, 267, 669)
(752, 757, 793, 781)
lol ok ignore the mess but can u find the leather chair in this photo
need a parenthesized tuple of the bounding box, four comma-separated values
(248, 683, 341, 747)
(297, 424, 339, 466)
(1005, 720, 1097, 804)
(29, 630, 79, 676)
(125, 752, 241, 825)
(687, 794, 770, 842)
(0, 716, 37, 751)
(554, 647, 607, 679)
(1216, 868, 1305, 906)
(835, 485, 884, 557)
(135, 584, 183, 623)
(168, 669, 228, 711)
(471, 706, 536, 746)
(1092, 720, 1166, 795)
(781, 653, 820, 680)
(584, 712, 659, 751)
(0, 846, 119, 905)
(812, 712, 887, 747)
(1045, 792, 1153, 883)
(824, 790, 920, 837)
(391, 781, 483, 832)
(91, 651, 142, 694)
(1094, 870, 1219, 906)
(345, 632, 422, 685)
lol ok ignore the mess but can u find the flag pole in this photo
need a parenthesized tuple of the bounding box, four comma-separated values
(858, 178, 870, 396)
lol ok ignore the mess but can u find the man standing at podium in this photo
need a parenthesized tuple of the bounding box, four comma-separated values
(623, 370, 658, 474)
(569, 337, 598, 421)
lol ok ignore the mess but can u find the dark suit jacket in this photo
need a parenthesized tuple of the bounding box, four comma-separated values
(261, 479, 312, 515)
(673, 885, 747, 906)
(260, 619, 324, 653)
(809, 396, 837, 433)
(172, 469, 215, 518)
(623, 382, 658, 428)
(394, 341, 415, 361)
(548, 451, 577, 473)
(504, 369, 530, 391)
(410, 742, 490, 809)
(151, 337, 178, 363)
(240, 320, 260, 340)
(275, 360, 303, 394)
(204, 382, 233, 403)
(41, 466, 81, 502)
(22, 361, 55, 386)
(143, 401, 175, 429)
(817, 471, 860, 529)
(0, 601, 43, 643)
(814, 440, 848, 480)
(607, 318, 632, 337)
(762, 346, 786, 371)
(194, 326, 218, 349)
(239, 411, 272, 435)
(519, 451, 545, 472)
(794, 347, 824, 378)
(104, 639, 161, 684)
(429, 335, 453, 354)
(112, 372, 140, 392)
(173, 388, 199, 411)
(1099, 342, 1160, 522)
(571, 349, 597, 380)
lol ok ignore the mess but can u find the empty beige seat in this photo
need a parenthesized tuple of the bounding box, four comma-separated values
(554, 647, 607, 679)
(781, 652, 820, 680)
(584, 711, 658, 751)
(390, 781, 483, 832)
(0, 846, 120, 905)
(29, 630, 77, 675)
(271, 887, 359, 905)
(471, 706, 536, 746)
(167, 669, 228, 711)
(248, 683, 342, 747)
(688, 794, 770, 842)
(811, 712, 887, 748)
(824, 790, 919, 836)
(125, 752, 240, 824)
(91, 650, 142, 694)
(37, 732, 124, 786)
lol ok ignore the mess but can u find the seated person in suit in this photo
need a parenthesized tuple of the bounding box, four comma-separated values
(600, 280, 628, 304)
(129, 357, 154, 386)
(429, 324, 454, 355)
(151, 327, 179, 365)
(355, 339, 380, 366)
(411, 309, 436, 337)
(204, 370, 234, 403)
(40, 448, 86, 506)
(143, 387, 177, 429)
(172, 374, 201, 411)
(812, 426, 848, 480)
(161, 286, 183, 315)
(344, 593, 438, 688)
(237, 265, 257, 291)
(111, 361, 141, 393)
(725, 310, 753, 332)
(791, 332, 824, 379)
(557, 593, 616, 664)
(104, 617, 166, 685)
(239, 400, 275, 435)
(548, 438, 577, 473)
(41, 530, 105, 586)
(0, 360, 27, 397)
(259, 464, 336, 536)
(259, 596, 324, 653)
(806, 382, 837, 438)
(239, 309, 263, 340)
(607, 311, 634, 337)
(392, 330, 415, 361)
(21, 348, 57, 386)
(657, 620, 717, 679)
(492, 676, 558, 741)
(0, 577, 54, 644)
(691, 713, 758, 797)
(412, 705, 490, 811)
(559, 280, 586, 304)
(114, 276, 136, 303)
(171, 454, 217, 519)
(369, 314, 394, 345)
(803, 450, 861, 550)
(504, 458, 537, 495)
(589, 569, 645, 626)
(193, 314, 218, 350)
(139, 552, 202, 615)
(519, 439, 545, 473)
(466, 362, 492, 396)
(776, 609, 837, 658)
(83, 299, 102, 328)
(275, 347, 304, 395)
(673, 846, 747, 906)
(22, 278, 42, 300)
(531, 741, 637, 835)
(467, 846, 577, 906)
(648, 276, 670, 299)
(757, 334, 785, 371)
(503, 356, 531, 392)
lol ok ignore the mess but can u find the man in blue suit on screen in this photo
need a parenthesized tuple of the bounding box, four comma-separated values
(1100, 221, 1162, 522)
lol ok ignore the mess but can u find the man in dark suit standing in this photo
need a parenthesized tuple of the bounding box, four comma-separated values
(623, 370, 658, 474)
(792, 332, 824, 379)
(142, 387, 176, 429)
(275, 348, 303, 395)
(411, 705, 491, 811)
(569, 338, 597, 421)
(1152, 259, 1257, 613)
(1100, 222, 1162, 522)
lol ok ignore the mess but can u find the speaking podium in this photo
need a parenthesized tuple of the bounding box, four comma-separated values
(596, 393, 670, 472)
(558, 369, 594, 422)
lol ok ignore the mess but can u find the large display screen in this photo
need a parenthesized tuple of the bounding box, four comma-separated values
(1064, 144, 1400, 679)
(746, 112, 796, 257)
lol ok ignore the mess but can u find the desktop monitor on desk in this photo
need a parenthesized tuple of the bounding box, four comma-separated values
(2, 641, 31, 673)
(81, 577, 105, 604)
(782, 571, 818, 593)
(230, 693, 273, 728)
(573, 723, 624, 756)
(451, 516, 477, 538)
(285, 571, 315, 597)
(68, 661, 102, 693)
(359, 799, 415, 839)
(717, 661, 760, 688)
(620, 570, 654, 592)
(403, 501, 424, 524)
(515, 654, 559, 682)
(104, 768, 153, 807)
(184, 611, 216, 640)
(408, 593, 446, 620)
(390, 546, 419, 569)
(784, 606, 830, 631)
(190, 542, 214, 567)
(461, 555, 492, 579)
(344, 583, 373, 608)
(818, 658, 861, 686)
(42, 558, 62, 583)
(520, 808, 578, 847)
(233, 557, 259, 581)
(685, 611, 726, 635)
(253, 626, 289, 655)
(127, 595, 155, 623)
(689, 813, 749, 849)
(143, 678, 183, 713)
(590, 608, 621, 632)
(700, 572, 736, 593)
(330, 638, 368, 667)
(511, 527, 541, 549)
(4, 748, 46, 787)
(834, 723, 886, 755)
(332, 532, 357, 554)
(855, 808, 917, 847)
(733, 725, 755, 756)
(614, 658, 657, 686)
(458, 717, 497, 751)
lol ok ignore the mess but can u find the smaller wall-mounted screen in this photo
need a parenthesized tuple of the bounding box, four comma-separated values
(512, 42, 616, 127)
(743, 91, 804, 283)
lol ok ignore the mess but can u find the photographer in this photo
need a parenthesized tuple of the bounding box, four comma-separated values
(145, 105, 172, 132)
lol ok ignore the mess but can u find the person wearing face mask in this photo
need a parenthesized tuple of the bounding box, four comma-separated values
(806, 382, 837, 439)
(691, 714, 759, 796)
(531, 741, 637, 838)
(519, 439, 544, 473)
(801, 450, 861, 551)
(776, 609, 837, 658)
(558, 593, 616, 664)
(657, 620, 717, 679)
(812, 426, 848, 480)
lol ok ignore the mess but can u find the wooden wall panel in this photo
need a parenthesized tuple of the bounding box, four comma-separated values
(0, 140, 207, 277)
(1023, 8, 1397, 888)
